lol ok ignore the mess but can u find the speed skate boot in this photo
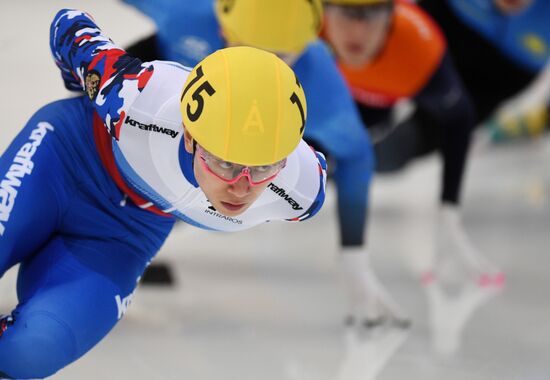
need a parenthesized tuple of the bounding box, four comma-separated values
(434, 204, 505, 289)
(341, 247, 411, 329)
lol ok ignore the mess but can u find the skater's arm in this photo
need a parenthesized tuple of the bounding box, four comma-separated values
(50, 9, 154, 139)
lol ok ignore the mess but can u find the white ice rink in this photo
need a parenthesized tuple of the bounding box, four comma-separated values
(1, 1, 549, 379)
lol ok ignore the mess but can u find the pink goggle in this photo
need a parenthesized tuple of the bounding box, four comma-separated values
(196, 145, 286, 186)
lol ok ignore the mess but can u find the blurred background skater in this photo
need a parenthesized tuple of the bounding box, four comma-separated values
(0, 8, 327, 378)
(419, 0, 550, 142)
(322, 0, 503, 299)
(120, 0, 409, 328)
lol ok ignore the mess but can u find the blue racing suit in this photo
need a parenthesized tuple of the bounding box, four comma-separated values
(0, 9, 327, 379)
(0, 96, 175, 379)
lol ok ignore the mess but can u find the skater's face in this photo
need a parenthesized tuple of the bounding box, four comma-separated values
(184, 129, 276, 217)
(494, 0, 533, 14)
(324, 3, 393, 68)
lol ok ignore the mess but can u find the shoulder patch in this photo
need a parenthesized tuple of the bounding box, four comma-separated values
(85, 70, 101, 100)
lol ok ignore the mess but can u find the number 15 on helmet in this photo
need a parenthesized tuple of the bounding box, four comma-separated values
(180, 46, 308, 167)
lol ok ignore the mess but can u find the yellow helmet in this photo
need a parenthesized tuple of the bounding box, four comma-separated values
(215, 0, 323, 54)
(323, 0, 391, 4)
(181, 46, 307, 166)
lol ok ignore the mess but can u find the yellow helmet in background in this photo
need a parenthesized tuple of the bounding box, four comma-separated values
(323, 0, 391, 4)
(180, 46, 307, 166)
(215, 0, 323, 54)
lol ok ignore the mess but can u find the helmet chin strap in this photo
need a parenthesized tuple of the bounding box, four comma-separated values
(191, 140, 197, 170)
